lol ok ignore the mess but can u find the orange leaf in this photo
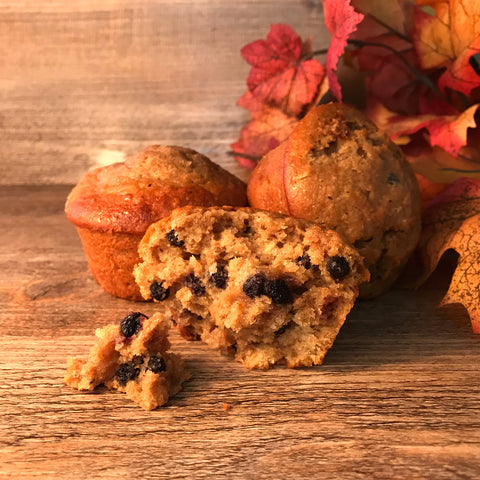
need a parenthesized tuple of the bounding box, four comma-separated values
(418, 177, 480, 332)
(413, 0, 480, 95)
(241, 24, 325, 116)
(407, 146, 480, 184)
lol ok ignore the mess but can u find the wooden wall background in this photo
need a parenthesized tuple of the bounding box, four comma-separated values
(0, 0, 329, 185)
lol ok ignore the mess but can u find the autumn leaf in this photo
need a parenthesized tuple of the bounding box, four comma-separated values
(241, 24, 325, 116)
(347, 1, 420, 114)
(407, 146, 480, 184)
(367, 98, 480, 185)
(231, 92, 298, 170)
(234, 24, 328, 169)
(352, 0, 413, 37)
(385, 104, 479, 157)
(366, 97, 478, 157)
(418, 177, 480, 332)
(413, 0, 480, 95)
(322, 0, 364, 101)
(415, 173, 449, 207)
(353, 35, 419, 114)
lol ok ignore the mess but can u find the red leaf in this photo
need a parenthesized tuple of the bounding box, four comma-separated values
(323, 0, 364, 101)
(387, 105, 479, 157)
(367, 98, 479, 157)
(241, 24, 324, 116)
(231, 92, 298, 170)
(352, 0, 413, 38)
(366, 99, 480, 186)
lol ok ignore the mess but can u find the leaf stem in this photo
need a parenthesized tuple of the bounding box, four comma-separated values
(439, 168, 480, 173)
(228, 150, 261, 162)
(456, 91, 472, 110)
(363, 12, 412, 43)
(304, 48, 329, 59)
(346, 38, 449, 103)
(456, 153, 480, 165)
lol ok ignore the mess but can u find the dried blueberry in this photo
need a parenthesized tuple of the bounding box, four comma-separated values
(209, 264, 228, 289)
(274, 321, 293, 337)
(324, 140, 338, 155)
(346, 121, 362, 131)
(167, 229, 184, 248)
(296, 253, 312, 270)
(241, 219, 252, 235)
(387, 172, 400, 185)
(326, 255, 351, 280)
(150, 281, 170, 301)
(115, 362, 140, 386)
(120, 312, 147, 338)
(178, 324, 201, 341)
(132, 355, 144, 366)
(235, 219, 252, 237)
(265, 278, 293, 304)
(243, 273, 267, 298)
(185, 273, 206, 296)
(147, 355, 166, 374)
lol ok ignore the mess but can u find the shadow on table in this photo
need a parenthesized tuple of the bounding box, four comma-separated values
(324, 253, 479, 367)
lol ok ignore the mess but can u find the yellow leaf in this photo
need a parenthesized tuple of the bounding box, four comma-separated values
(413, 0, 480, 94)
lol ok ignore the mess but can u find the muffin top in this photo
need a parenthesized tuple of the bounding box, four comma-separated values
(65, 145, 248, 234)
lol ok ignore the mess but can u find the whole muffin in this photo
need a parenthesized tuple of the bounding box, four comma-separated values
(65, 145, 248, 300)
(247, 103, 421, 298)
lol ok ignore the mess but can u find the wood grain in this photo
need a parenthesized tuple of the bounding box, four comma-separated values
(0, 0, 329, 185)
(1, 186, 480, 479)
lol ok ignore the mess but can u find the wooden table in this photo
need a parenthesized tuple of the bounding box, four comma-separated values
(1, 185, 480, 479)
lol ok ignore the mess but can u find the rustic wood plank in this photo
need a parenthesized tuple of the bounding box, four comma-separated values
(0, 0, 329, 185)
(1, 185, 480, 478)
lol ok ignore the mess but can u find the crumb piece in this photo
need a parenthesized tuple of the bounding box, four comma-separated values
(65, 312, 190, 410)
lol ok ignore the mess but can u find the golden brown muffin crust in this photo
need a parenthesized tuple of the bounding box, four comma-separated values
(247, 104, 421, 298)
(66, 145, 248, 234)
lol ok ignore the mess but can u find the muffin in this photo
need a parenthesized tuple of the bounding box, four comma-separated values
(247, 103, 421, 298)
(65, 311, 190, 410)
(134, 206, 369, 369)
(65, 145, 248, 300)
